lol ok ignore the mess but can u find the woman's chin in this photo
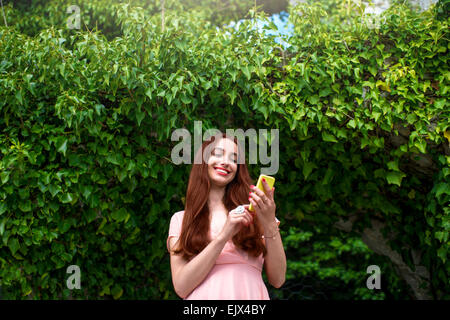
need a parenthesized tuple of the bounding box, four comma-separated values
(210, 175, 234, 187)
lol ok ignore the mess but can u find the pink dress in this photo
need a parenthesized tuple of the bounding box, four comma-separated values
(167, 210, 280, 300)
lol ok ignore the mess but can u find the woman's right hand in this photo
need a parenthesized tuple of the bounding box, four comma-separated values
(218, 205, 254, 242)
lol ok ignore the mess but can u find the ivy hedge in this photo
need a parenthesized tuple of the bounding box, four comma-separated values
(0, 0, 448, 299)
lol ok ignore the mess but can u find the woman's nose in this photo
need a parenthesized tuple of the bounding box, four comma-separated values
(219, 159, 231, 168)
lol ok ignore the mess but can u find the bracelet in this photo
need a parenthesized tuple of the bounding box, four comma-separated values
(262, 225, 280, 239)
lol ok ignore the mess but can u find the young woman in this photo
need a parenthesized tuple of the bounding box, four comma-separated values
(167, 133, 286, 299)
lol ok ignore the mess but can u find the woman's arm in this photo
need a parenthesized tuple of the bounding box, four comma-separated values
(168, 208, 254, 299)
(262, 221, 286, 288)
(248, 181, 287, 288)
(168, 235, 227, 299)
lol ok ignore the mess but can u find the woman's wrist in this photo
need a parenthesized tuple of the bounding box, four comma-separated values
(216, 230, 231, 244)
(262, 220, 279, 239)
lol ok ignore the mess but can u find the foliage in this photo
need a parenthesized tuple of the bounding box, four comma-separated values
(268, 225, 411, 300)
(0, 0, 448, 299)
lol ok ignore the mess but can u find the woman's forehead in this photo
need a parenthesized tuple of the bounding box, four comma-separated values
(215, 138, 237, 152)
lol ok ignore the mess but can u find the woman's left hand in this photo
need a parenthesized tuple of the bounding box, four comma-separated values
(248, 179, 276, 228)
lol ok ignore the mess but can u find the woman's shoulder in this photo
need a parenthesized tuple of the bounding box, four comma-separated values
(171, 210, 185, 221)
(168, 210, 185, 236)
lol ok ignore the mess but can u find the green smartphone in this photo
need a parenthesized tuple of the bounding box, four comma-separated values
(249, 174, 275, 212)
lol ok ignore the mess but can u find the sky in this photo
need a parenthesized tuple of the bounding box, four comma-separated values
(220, 0, 439, 48)
(224, 11, 294, 49)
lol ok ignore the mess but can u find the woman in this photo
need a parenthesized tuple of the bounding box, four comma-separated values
(167, 133, 286, 299)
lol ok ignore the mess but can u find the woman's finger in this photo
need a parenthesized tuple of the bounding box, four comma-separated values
(245, 208, 255, 218)
(245, 210, 254, 222)
(261, 179, 273, 201)
(250, 190, 265, 207)
(234, 214, 250, 227)
(230, 207, 252, 225)
(251, 185, 269, 204)
(248, 197, 259, 211)
(242, 213, 252, 226)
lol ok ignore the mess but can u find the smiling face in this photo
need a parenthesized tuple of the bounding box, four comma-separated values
(207, 138, 238, 188)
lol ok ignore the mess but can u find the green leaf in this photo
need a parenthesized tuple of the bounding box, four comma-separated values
(48, 184, 61, 197)
(81, 185, 93, 200)
(368, 66, 377, 77)
(112, 208, 128, 222)
(415, 140, 427, 154)
(136, 108, 145, 127)
(99, 286, 111, 296)
(144, 88, 153, 100)
(15, 90, 23, 105)
(106, 153, 122, 166)
(303, 162, 317, 179)
(59, 220, 71, 233)
(8, 238, 20, 255)
(0, 202, 7, 215)
(162, 165, 173, 181)
(227, 89, 237, 105)
(322, 167, 334, 185)
(228, 70, 238, 82)
(61, 252, 73, 262)
(386, 171, 406, 186)
(347, 119, 356, 129)
(0, 219, 5, 235)
(242, 65, 251, 80)
(60, 193, 73, 203)
(387, 160, 399, 171)
(372, 111, 382, 122)
(111, 284, 123, 300)
(434, 98, 447, 109)
(180, 93, 192, 104)
(319, 87, 332, 97)
(322, 132, 338, 143)
(406, 113, 417, 124)
(308, 95, 319, 105)
(57, 139, 68, 157)
(435, 183, 449, 198)
(18, 200, 32, 212)
(437, 246, 447, 263)
(1, 172, 10, 184)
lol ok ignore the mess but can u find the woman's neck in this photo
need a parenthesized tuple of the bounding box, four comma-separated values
(208, 184, 226, 210)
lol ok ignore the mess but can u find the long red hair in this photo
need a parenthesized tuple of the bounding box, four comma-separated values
(172, 133, 267, 261)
